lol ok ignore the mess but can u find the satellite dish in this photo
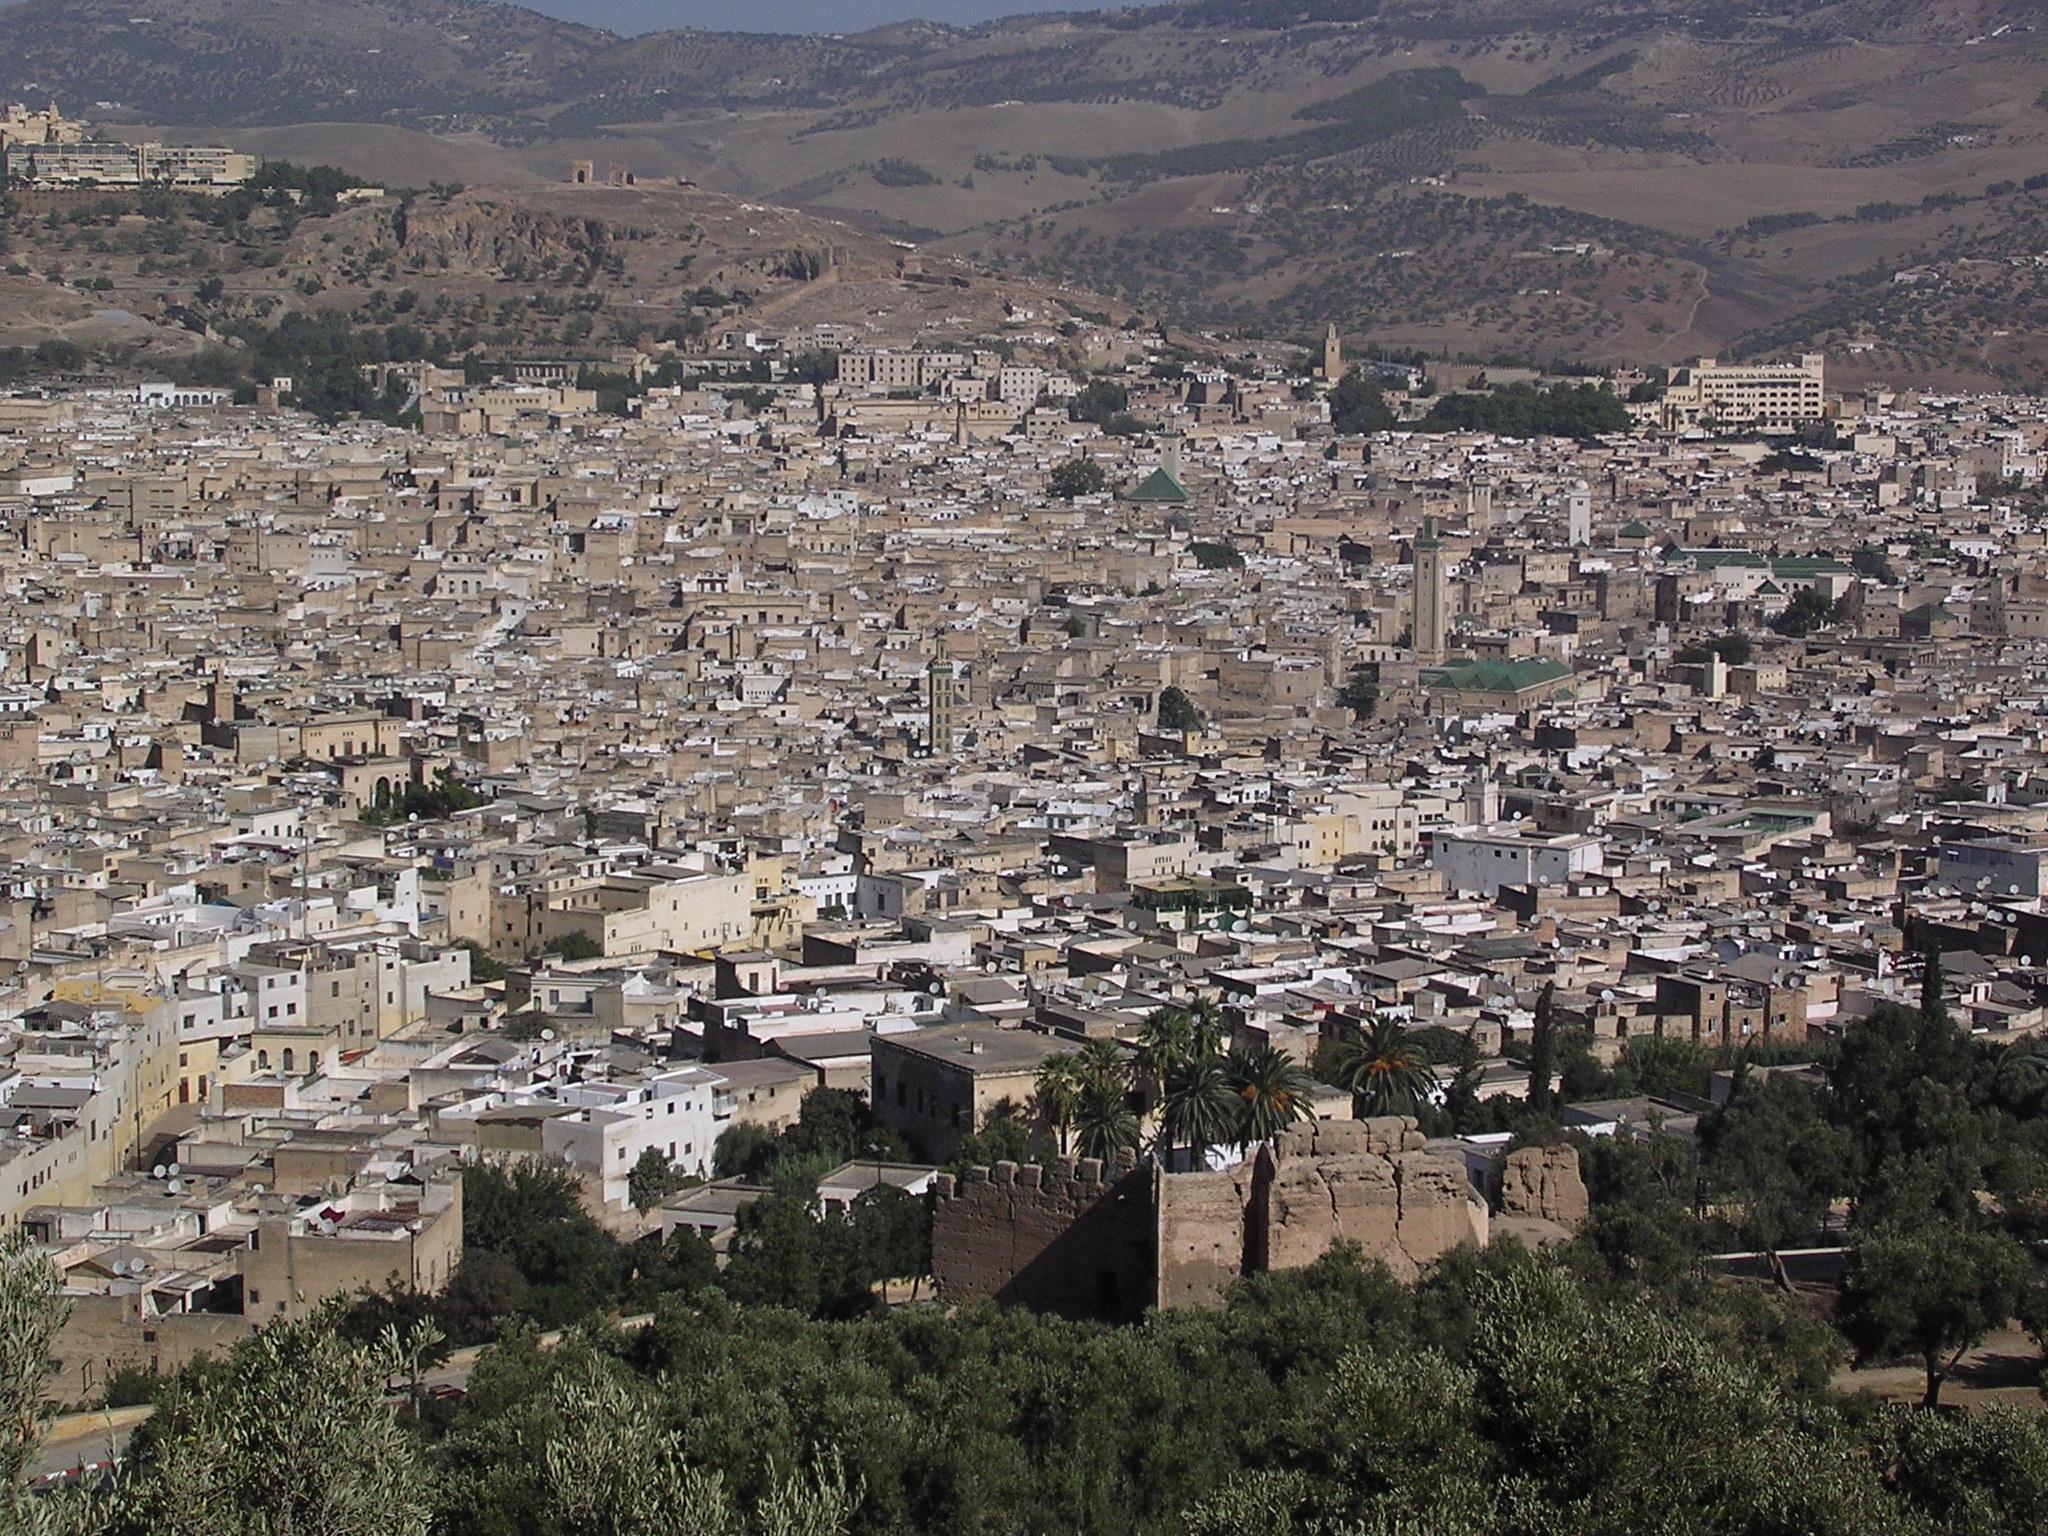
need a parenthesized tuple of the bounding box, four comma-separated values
(540, 1028, 557, 1042)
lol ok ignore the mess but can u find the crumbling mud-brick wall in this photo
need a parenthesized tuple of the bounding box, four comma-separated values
(931, 1149, 1154, 1318)
(937, 1118, 1507, 1318)
(1492, 1143, 1590, 1245)
(1153, 1161, 1256, 1310)
(1251, 1118, 1489, 1285)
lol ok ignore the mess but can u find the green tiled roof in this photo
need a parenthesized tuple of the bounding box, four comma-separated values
(1420, 658, 1573, 694)
(1127, 467, 1191, 504)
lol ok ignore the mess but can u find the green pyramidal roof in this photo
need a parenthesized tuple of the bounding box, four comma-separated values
(1420, 658, 1574, 694)
(1128, 467, 1191, 504)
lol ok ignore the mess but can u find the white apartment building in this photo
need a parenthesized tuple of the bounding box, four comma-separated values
(539, 1067, 731, 1206)
(6, 140, 257, 188)
(997, 365, 1048, 404)
(836, 350, 969, 394)
(1430, 825, 1605, 898)
(1661, 354, 1826, 432)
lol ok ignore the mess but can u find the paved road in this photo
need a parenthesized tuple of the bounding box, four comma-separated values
(32, 1405, 151, 1484)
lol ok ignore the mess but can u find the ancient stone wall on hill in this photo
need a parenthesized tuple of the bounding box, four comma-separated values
(935, 1117, 1511, 1315)
(1252, 1118, 1490, 1286)
(1154, 1160, 1256, 1310)
(930, 1148, 1153, 1319)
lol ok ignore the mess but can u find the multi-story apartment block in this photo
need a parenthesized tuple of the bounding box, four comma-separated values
(1660, 354, 1826, 432)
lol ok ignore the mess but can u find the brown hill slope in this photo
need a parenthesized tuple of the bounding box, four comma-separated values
(2, 0, 2044, 386)
(0, 179, 1127, 367)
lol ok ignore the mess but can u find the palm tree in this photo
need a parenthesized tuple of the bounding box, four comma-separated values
(1157, 1054, 1240, 1170)
(1135, 999, 1231, 1100)
(1073, 1078, 1141, 1162)
(1993, 1037, 2048, 1116)
(1184, 995, 1228, 1059)
(1071, 1039, 1139, 1163)
(1033, 1055, 1084, 1156)
(1226, 1044, 1314, 1144)
(1329, 1016, 1440, 1119)
(1133, 1008, 1197, 1088)
(1075, 1037, 1131, 1094)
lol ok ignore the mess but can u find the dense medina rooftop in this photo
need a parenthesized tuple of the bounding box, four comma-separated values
(4, 342, 2048, 1532)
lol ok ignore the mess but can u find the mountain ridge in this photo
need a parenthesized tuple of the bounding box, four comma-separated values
(3, 0, 2044, 389)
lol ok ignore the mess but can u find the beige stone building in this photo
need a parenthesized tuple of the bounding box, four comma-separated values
(238, 1175, 462, 1322)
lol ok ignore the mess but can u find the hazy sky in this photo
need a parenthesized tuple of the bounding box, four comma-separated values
(520, 1, 1143, 34)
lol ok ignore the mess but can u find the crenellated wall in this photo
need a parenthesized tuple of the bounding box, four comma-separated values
(931, 1148, 1153, 1318)
(935, 1117, 1513, 1315)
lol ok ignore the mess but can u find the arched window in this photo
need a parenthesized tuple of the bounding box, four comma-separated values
(257, 1050, 270, 1070)
(308, 1052, 321, 1073)
(281, 1048, 295, 1074)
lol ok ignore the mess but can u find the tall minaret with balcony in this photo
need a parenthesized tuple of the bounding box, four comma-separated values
(1413, 517, 1449, 665)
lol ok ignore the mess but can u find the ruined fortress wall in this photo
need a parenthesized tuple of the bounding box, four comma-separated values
(935, 1118, 1503, 1319)
(931, 1150, 1153, 1318)
(1498, 1143, 1590, 1227)
(1254, 1118, 1489, 1284)
(1153, 1162, 1255, 1311)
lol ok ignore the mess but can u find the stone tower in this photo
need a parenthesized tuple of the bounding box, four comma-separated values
(1413, 517, 1449, 665)
(1322, 323, 1343, 382)
(926, 658, 965, 756)
(1465, 478, 1494, 529)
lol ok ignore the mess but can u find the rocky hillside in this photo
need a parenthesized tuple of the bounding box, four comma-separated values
(0, 179, 1119, 371)
(3, 0, 2045, 387)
